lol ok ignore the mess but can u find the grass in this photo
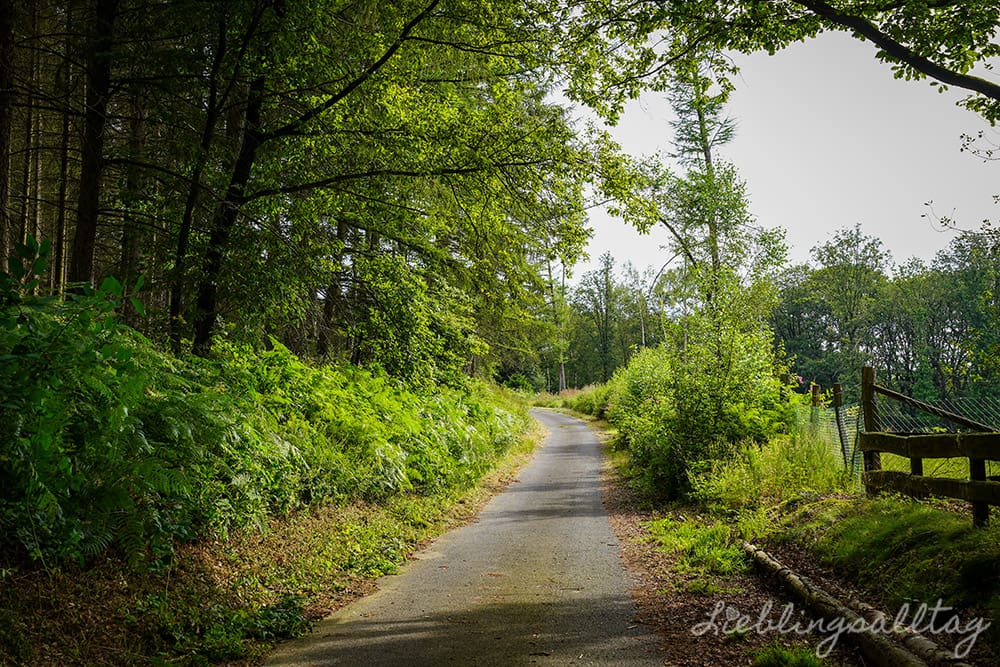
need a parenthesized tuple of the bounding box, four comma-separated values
(605, 414, 1000, 662)
(752, 642, 826, 666)
(881, 452, 1000, 479)
(683, 429, 1000, 659)
(781, 494, 1000, 616)
(646, 515, 748, 576)
(689, 432, 856, 520)
(0, 420, 542, 666)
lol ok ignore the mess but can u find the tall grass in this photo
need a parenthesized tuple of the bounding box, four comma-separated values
(690, 429, 857, 515)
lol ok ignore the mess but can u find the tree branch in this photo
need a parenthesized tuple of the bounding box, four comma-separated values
(794, 0, 1000, 103)
(245, 160, 547, 201)
(262, 0, 441, 143)
(659, 215, 698, 267)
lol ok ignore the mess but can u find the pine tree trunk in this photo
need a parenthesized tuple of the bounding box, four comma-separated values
(119, 88, 145, 287)
(0, 0, 13, 272)
(68, 0, 118, 285)
(191, 75, 265, 356)
(53, 96, 71, 293)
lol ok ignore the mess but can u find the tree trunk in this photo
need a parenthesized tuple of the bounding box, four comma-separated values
(317, 219, 349, 358)
(169, 12, 231, 353)
(17, 4, 34, 250)
(53, 107, 70, 292)
(191, 75, 265, 356)
(118, 86, 146, 320)
(52, 1, 75, 294)
(68, 0, 118, 286)
(0, 0, 13, 272)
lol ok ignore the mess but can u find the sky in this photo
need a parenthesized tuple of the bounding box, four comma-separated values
(572, 30, 1000, 280)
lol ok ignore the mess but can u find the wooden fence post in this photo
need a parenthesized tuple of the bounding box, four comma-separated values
(810, 383, 821, 428)
(861, 367, 881, 492)
(971, 457, 990, 527)
(832, 383, 850, 468)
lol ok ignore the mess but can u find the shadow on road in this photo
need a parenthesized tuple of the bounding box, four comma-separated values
(268, 593, 659, 666)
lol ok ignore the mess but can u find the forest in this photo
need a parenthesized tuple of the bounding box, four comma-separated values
(2, 0, 1000, 664)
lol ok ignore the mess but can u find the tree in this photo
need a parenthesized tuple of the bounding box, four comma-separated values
(933, 225, 1000, 394)
(572, 252, 620, 383)
(810, 225, 891, 385)
(68, 0, 118, 285)
(560, 1, 1000, 123)
(0, 0, 597, 378)
(0, 0, 12, 273)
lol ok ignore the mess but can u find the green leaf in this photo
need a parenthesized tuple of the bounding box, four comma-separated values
(99, 276, 123, 297)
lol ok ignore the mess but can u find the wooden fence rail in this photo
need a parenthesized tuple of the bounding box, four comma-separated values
(859, 365, 1000, 527)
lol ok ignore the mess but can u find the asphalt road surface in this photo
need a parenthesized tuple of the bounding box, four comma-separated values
(265, 408, 664, 666)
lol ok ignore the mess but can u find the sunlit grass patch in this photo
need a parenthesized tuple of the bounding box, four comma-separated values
(646, 516, 748, 575)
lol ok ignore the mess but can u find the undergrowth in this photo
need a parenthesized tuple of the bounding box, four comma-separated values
(0, 242, 537, 664)
(1, 245, 527, 568)
(782, 495, 1000, 620)
(608, 403, 1000, 661)
(646, 516, 748, 575)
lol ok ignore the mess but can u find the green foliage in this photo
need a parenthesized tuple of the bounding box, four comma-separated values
(646, 516, 748, 575)
(773, 223, 1000, 401)
(0, 252, 529, 567)
(752, 643, 826, 667)
(345, 254, 486, 386)
(561, 384, 616, 418)
(785, 496, 1000, 620)
(562, 1, 1000, 124)
(605, 291, 790, 499)
(1, 240, 175, 566)
(129, 592, 311, 663)
(689, 428, 855, 517)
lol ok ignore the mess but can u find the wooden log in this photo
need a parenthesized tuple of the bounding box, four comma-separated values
(742, 542, 930, 667)
(970, 458, 989, 527)
(959, 433, 1000, 461)
(836, 587, 974, 666)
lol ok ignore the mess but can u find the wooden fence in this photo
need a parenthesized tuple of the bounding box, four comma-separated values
(859, 366, 1000, 527)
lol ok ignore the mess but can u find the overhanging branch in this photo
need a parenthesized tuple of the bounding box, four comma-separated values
(245, 160, 547, 201)
(795, 0, 1000, 104)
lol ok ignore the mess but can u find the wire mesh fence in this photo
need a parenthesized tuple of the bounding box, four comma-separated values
(789, 402, 864, 482)
(789, 386, 1000, 486)
(873, 395, 1000, 434)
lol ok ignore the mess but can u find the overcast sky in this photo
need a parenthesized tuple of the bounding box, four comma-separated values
(572, 30, 1000, 280)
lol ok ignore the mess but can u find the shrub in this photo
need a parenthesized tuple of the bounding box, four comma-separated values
(0, 243, 528, 568)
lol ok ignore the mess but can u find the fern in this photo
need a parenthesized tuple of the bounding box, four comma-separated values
(2, 254, 529, 569)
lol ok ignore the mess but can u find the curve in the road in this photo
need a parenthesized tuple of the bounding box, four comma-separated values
(265, 408, 663, 666)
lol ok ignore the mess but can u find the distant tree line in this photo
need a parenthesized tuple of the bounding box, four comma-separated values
(774, 223, 1000, 402)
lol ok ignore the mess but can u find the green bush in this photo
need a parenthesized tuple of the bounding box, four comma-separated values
(562, 383, 615, 417)
(0, 242, 528, 568)
(605, 339, 789, 499)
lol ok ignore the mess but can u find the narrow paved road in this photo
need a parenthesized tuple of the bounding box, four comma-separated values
(265, 409, 664, 666)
